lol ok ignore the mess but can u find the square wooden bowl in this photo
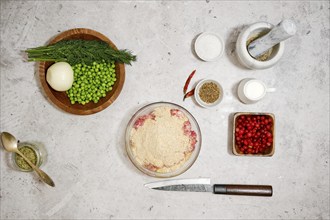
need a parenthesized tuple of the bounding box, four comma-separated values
(232, 112, 275, 156)
(38, 28, 125, 115)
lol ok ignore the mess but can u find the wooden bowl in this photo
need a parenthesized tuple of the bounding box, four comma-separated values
(38, 28, 125, 115)
(232, 112, 275, 157)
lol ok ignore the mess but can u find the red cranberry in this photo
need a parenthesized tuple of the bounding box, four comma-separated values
(235, 114, 274, 155)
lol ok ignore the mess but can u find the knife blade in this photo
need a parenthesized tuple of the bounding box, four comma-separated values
(145, 178, 272, 197)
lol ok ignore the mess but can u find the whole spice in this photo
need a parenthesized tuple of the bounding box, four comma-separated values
(183, 88, 195, 101)
(15, 146, 38, 170)
(199, 82, 220, 103)
(183, 70, 196, 94)
(25, 39, 136, 65)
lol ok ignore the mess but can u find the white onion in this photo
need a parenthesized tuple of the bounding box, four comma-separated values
(46, 62, 74, 91)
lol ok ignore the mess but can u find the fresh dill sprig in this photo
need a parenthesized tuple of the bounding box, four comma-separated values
(25, 40, 136, 65)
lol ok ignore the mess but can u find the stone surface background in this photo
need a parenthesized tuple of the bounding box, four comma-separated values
(0, 1, 329, 219)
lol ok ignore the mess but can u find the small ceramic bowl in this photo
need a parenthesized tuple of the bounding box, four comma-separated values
(194, 32, 224, 61)
(194, 79, 223, 108)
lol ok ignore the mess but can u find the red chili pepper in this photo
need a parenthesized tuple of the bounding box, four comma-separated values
(183, 70, 196, 94)
(183, 88, 195, 101)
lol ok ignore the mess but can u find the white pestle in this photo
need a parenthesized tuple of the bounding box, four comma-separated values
(247, 19, 297, 59)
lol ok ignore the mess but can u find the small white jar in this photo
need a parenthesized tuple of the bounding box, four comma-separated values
(237, 78, 276, 104)
(236, 22, 285, 69)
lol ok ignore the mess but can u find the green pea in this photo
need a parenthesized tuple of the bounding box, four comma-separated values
(67, 62, 118, 105)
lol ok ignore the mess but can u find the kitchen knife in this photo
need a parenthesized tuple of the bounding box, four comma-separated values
(145, 178, 272, 197)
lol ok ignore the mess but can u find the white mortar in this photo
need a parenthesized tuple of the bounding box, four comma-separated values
(236, 22, 285, 69)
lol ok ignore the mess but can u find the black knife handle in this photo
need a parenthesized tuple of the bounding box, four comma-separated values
(213, 184, 272, 197)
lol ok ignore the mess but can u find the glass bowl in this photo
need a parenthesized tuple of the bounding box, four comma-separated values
(125, 102, 202, 178)
(11, 141, 47, 172)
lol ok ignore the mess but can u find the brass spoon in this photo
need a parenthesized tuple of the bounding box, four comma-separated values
(1, 132, 55, 187)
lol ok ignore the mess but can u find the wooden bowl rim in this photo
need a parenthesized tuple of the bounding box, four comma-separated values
(38, 28, 125, 115)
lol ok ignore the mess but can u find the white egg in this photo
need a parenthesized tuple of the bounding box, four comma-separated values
(46, 62, 74, 91)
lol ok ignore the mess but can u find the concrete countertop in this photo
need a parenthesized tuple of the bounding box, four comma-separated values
(1, 1, 329, 219)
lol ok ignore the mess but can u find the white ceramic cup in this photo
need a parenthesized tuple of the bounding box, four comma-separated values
(237, 78, 276, 104)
